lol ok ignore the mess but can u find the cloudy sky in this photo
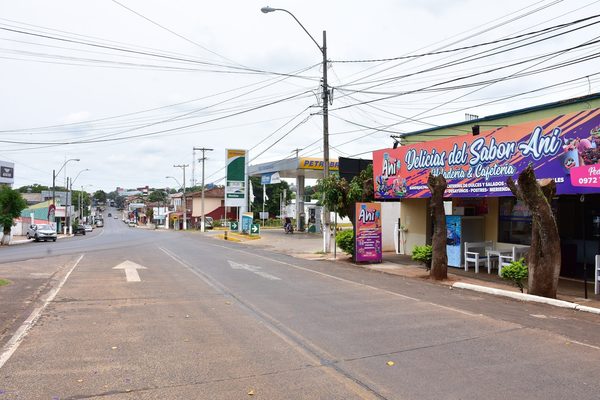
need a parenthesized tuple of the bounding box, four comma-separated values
(2, 0, 599, 193)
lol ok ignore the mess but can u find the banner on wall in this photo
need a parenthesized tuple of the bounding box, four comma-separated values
(373, 108, 600, 199)
(225, 149, 247, 207)
(354, 202, 382, 263)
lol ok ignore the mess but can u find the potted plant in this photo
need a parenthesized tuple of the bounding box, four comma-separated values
(412, 245, 432, 271)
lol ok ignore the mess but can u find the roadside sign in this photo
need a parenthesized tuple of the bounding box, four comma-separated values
(259, 211, 269, 220)
(250, 224, 260, 235)
(230, 221, 239, 231)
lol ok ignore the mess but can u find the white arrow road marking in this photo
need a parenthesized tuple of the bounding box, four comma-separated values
(113, 260, 147, 282)
(227, 260, 281, 281)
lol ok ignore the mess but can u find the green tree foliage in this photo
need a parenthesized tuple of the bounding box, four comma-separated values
(336, 229, 355, 256)
(0, 186, 28, 245)
(316, 164, 374, 225)
(93, 190, 107, 204)
(147, 189, 168, 203)
(249, 177, 290, 217)
(17, 184, 49, 193)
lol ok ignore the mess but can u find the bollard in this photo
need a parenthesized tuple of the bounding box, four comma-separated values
(224, 231, 228, 240)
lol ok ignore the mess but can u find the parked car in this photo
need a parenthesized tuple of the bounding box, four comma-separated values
(107, 213, 112, 217)
(26, 224, 57, 242)
(128, 220, 136, 227)
(96, 219, 104, 227)
(83, 224, 93, 232)
(204, 216, 214, 229)
(73, 225, 86, 235)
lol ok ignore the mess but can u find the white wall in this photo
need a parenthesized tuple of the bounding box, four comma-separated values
(379, 202, 401, 252)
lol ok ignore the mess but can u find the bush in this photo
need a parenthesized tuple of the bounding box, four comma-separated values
(412, 245, 432, 270)
(501, 258, 528, 293)
(336, 229, 354, 256)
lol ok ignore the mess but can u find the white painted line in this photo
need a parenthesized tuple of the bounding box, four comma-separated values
(112, 260, 147, 282)
(227, 260, 281, 281)
(0, 254, 85, 370)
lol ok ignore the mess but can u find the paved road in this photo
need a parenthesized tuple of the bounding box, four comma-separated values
(1, 211, 599, 399)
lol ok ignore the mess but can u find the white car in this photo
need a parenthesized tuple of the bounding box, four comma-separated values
(128, 220, 136, 227)
(26, 224, 57, 242)
(83, 224, 93, 232)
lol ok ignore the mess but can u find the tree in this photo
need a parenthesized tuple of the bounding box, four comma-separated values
(17, 184, 49, 193)
(316, 165, 374, 226)
(93, 190, 107, 204)
(0, 186, 27, 245)
(427, 173, 448, 280)
(507, 165, 561, 298)
(148, 190, 168, 204)
(249, 177, 291, 217)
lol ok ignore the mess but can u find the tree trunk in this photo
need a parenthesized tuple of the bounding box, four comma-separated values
(507, 165, 561, 298)
(427, 173, 448, 280)
(1, 226, 11, 246)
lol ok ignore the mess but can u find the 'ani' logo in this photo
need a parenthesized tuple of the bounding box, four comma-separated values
(358, 207, 376, 223)
(382, 153, 400, 178)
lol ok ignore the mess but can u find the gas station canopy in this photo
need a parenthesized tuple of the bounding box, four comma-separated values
(248, 157, 339, 180)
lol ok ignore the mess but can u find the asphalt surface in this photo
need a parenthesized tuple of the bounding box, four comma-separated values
(0, 210, 599, 399)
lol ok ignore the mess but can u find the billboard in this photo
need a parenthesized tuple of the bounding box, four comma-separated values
(355, 202, 382, 263)
(373, 108, 600, 199)
(0, 160, 15, 186)
(225, 149, 247, 207)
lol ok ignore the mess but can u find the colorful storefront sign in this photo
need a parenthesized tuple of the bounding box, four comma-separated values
(355, 202, 382, 263)
(373, 108, 600, 199)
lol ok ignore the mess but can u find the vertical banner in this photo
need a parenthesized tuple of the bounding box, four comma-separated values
(355, 202, 382, 263)
(445, 215, 462, 267)
(225, 149, 247, 207)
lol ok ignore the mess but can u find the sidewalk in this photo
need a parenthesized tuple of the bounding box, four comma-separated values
(230, 229, 600, 311)
(3, 234, 71, 246)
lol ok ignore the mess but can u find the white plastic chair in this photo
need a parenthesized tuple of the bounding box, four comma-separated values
(498, 245, 530, 276)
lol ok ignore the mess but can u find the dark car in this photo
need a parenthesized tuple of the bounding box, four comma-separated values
(74, 225, 86, 235)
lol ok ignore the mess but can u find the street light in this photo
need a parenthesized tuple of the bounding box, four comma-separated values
(261, 6, 332, 252)
(67, 168, 90, 234)
(52, 158, 80, 231)
(167, 171, 188, 230)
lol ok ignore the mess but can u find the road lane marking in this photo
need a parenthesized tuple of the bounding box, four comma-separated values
(113, 260, 147, 282)
(159, 247, 384, 400)
(206, 243, 486, 318)
(228, 260, 281, 281)
(0, 254, 85, 370)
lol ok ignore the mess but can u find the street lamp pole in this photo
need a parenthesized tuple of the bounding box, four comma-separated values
(194, 147, 214, 232)
(52, 158, 80, 232)
(70, 169, 90, 232)
(261, 6, 331, 252)
(172, 165, 189, 230)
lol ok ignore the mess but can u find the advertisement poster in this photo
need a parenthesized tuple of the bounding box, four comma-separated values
(355, 202, 382, 263)
(446, 216, 462, 267)
(225, 149, 247, 207)
(373, 108, 600, 199)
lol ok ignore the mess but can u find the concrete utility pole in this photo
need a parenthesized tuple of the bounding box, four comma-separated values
(194, 147, 213, 232)
(261, 7, 331, 252)
(173, 164, 189, 230)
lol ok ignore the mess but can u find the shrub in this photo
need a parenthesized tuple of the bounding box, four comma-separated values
(501, 258, 528, 293)
(412, 245, 432, 270)
(336, 229, 354, 256)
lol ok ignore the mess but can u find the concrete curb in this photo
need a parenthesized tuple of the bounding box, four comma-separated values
(453, 282, 600, 315)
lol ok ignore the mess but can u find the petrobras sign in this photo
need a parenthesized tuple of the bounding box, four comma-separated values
(0, 160, 15, 186)
(225, 149, 247, 207)
(373, 108, 600, 199)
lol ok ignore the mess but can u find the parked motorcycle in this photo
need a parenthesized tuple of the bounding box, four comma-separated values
(284, 218, 294, 234)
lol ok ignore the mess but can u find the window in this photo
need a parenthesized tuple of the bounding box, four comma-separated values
(498, 197, 532, 245)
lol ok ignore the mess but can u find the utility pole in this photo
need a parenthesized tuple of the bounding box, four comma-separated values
(321, 30, 331, 253)
(191, 148, 196, 188)
(173, 164, 189, 230)
(194, 147, 213, 232)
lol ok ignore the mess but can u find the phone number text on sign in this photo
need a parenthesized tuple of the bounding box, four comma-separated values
(570, 165, 600, 188)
